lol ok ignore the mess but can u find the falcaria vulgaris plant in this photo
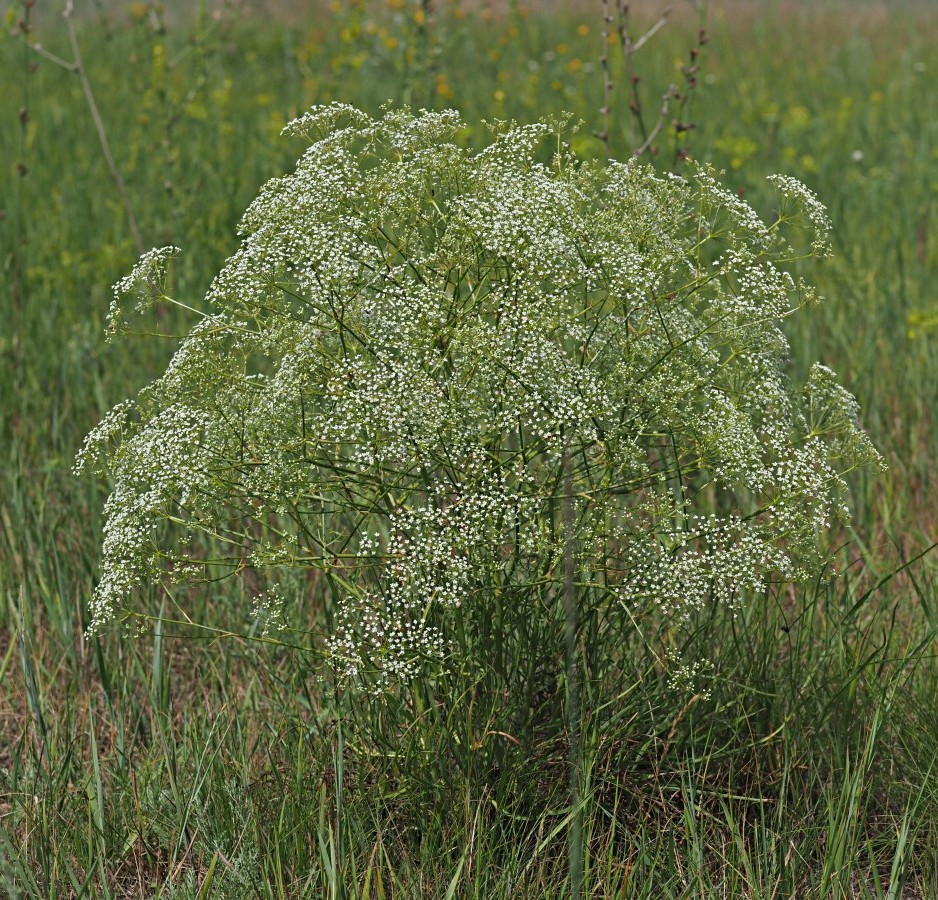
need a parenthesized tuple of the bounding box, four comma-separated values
(77, 104, 883, 698)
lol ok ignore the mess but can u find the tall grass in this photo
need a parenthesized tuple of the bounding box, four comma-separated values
(2, 1, 938, 895)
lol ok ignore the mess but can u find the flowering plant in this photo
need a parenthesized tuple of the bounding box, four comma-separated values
(77, 104, 882, 690)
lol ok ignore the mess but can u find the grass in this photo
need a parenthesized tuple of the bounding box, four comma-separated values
(3, 0, 938, 895)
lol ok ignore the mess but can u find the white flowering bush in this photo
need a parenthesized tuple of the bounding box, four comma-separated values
(77, 104, 883, 691)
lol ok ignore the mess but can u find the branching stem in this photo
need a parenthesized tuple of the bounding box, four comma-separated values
(57, 0, 145, 254)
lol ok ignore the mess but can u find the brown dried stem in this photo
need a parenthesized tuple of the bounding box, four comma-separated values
(598, 0, 614, 150)
(597, 1, 708, 166)
(619, 3, 673, 155)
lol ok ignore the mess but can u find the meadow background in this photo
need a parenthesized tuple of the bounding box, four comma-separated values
(3, 0, 938, 896)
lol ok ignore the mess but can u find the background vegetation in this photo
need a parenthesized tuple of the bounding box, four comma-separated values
(2, 0, 938, 896)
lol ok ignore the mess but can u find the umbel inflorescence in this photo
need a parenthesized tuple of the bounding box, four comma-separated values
(77, 104, 883, 689)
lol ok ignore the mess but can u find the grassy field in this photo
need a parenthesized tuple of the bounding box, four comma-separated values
(3, 1, 938, 896)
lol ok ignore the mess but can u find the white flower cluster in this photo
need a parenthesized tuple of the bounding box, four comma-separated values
(107, 245, 180, 339)
(73, 398, 134, 476)
(328, 463, 540, 687)
(85, 403, 212, 627)
(620, 514, 797, 619)
(80, 105, 882, 687)
(250, 586, 289, 636)
(665, 648, 713, 701)
(692, 165, 772, 250)
(767, 174, 833, 257)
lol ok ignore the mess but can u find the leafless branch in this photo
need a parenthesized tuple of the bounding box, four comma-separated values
(633, 85, 675, 158)
(594, 1, 705, 165)
(27, 41, 77, 71)
(629, 9, 671, 54)
(61, 0, 144, 254)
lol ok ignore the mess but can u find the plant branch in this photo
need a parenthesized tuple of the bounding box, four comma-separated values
(597, 0, 613, 151)
(595, 1, 709, 166)
(633, 85, 676, 158)
(618, 2, 672, 150)
(26, 40, 76, 70)
(563, 448, 583, 895)
(62, 0, 144, 254)
(629, 9, 671, 53)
